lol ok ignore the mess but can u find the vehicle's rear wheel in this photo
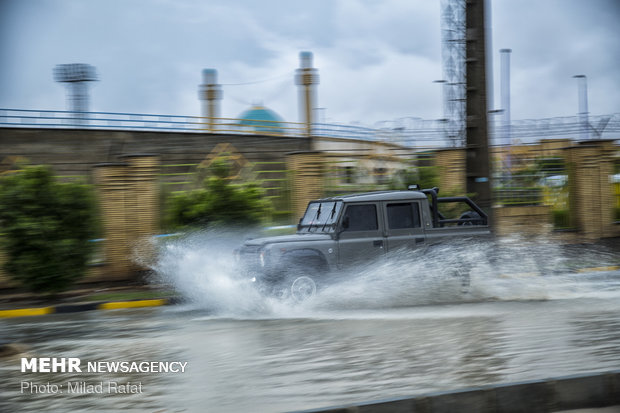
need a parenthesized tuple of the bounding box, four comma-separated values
(290, 276, 317, 302)
(458, 211, 482, 226)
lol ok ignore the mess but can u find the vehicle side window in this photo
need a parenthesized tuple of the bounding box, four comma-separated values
(343, 204, 378, 231)
(387, 202, 421, 229)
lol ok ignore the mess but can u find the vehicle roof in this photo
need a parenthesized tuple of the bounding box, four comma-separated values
(316, 190, 428, 203)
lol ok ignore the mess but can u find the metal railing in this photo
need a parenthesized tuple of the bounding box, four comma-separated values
(0, 108, 307, 135)
(0, 108, 418, 143)
(2, 108, 620, 147)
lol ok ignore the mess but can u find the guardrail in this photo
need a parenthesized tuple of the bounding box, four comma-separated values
(0, 108, 306, 135)
(0, 108, 431, 144)
(2, 107, 619, 147)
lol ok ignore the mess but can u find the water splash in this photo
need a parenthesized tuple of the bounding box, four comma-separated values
(147, 231, 620, 317)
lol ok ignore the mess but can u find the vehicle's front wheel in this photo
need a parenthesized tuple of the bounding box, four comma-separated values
(271, 284, 290, 299)
(290, 276, 317, 302)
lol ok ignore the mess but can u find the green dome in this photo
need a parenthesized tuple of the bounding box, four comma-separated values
(237, 106, 284, 133)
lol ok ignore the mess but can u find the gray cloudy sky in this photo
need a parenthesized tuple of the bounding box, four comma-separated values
(1, 0, 619, 126)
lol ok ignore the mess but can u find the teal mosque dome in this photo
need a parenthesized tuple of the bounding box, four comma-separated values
(237, 106, 284, 133)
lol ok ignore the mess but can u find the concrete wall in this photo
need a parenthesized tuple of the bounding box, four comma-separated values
(92, 155, 160, 281)
(435, 148, 466, 193)
(493, 205, 553, 237)
(287, 152, 326, 221)
(0, 127, 311, 179)
(429, 141, 620, 241)
(0, 127, 311, 287)
(567, 140, 620, 241)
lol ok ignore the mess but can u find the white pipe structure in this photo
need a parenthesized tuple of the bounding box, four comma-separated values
(573, 74, 589, 140)
(500, 48, 512, 172)
(500, 49, 512, 147)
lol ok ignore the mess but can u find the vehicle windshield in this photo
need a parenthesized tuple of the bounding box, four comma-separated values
(298, 201, 343, 233)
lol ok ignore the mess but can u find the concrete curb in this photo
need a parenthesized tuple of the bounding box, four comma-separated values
(291, 370, 620, 413)
(0, 297, 181, 319)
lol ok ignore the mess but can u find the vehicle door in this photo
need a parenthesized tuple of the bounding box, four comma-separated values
(382, 201, 425, 253)
(337, 203, 385, 267)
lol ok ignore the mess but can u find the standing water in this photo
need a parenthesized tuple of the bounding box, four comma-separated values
(2, 231, 620, 412)
(152, 231, 620, 314)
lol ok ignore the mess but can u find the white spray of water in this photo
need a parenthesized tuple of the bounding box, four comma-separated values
(147, 231, 620, 317)
(150, 230, 267, 315)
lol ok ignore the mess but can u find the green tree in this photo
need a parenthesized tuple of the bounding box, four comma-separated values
(165, 158, 271, 229)
(0, 166, 97, 293)
(389, 166, 439, 190)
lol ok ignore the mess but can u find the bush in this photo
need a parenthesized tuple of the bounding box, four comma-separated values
(165, 158, 271, 229)
(0, 166, 97, 293)
(389, 166, 439, 190)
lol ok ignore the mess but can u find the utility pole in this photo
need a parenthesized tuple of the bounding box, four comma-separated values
(465, 0, 492, 210)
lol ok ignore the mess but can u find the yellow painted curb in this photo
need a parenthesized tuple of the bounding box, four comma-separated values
(0, 307, 55, 318)
(577, 265, 620, 273)
(98, 299, 167, 310)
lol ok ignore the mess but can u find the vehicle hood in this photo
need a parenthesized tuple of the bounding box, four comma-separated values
(242, 233, 332, 247)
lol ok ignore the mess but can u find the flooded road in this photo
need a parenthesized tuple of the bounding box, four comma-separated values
(3, 273, 620, 412)
(2, 235, 620, 412)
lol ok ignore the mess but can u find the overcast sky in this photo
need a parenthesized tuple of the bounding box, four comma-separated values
(1, 0, 619, 127)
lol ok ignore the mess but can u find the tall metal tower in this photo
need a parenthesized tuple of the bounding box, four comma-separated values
(53, 63, 98, 124)
(440, 0, 466, 147)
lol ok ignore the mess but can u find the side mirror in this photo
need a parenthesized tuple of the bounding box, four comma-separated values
(341, 216, 350, 230)
(297, 218, 302, 231)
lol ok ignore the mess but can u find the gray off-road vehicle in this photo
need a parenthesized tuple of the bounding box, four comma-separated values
(235, 187, 490, 301)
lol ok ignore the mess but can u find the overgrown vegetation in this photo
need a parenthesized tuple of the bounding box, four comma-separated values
(164, 158, 271, 230)
(0, 166, 97, 293)
(389, 166, 439, 191)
